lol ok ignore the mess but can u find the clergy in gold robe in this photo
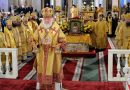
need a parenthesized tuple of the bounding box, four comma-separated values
(24, 13, 34, 56)
(55, 12, 61, 24)
(70, 5, 79, 18)
(31, 7, 66, 90)
(118, 14, 130, 49)
(97, 4, 104, 14)
(4, 20, 16, 48)
(20, 17, 29, 60)
(27, 12, 38, 33)
(115, 14, 125, 49)
(86, 14, 96, 47)
(0, 23, 7, 65)
(119, 24, 130, 49)
(11, 16, 22, 61)
(117, 14, 130, 66)
(95, 13, 108, 49)
(4, 19, 16, 68)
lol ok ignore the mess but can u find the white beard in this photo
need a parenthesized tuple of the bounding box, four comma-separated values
(42, 18, 53, 29)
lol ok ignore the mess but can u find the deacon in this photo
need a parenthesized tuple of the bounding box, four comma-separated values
(4, 19, 16, 48)
(115, 14, 126, 49)
(95, 12, 108, 50)
(28, 12, 38, 33)
(30, 7, 66, 90)
(4, 19, 16, 72)
(11, 16, 22, 61)
(20, 17, 29, 60)
(86, 13, 96, 48)
(117, 13, 130, 49)
(117, 13, 130, 66)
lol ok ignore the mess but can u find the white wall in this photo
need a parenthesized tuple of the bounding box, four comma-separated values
(0, 0, 9, 11)
(55, 0, 62, 6)
(112, 0, 119, 6)
(73, 0, 78, 5)
(77, 0, 82, 12)
(95, 0, 103, 7)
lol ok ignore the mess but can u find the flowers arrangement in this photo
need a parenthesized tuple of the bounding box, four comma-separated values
(60, 20, 69, 33)
(112, 6, 119, 12)
(82, 24, 92, 34)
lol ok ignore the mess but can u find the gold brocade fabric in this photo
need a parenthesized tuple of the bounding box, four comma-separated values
(66, 34, 92, 45)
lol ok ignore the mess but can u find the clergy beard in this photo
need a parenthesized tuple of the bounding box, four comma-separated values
(17, 22, 21, 26)
(7, 27, 12, 30)
(12, 23, 17, 27)
(23, 22, 28, 26)
(126, 21, 130, 27)
(43, 18, 53, 29)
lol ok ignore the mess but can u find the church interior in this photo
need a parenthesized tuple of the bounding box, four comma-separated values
(0, 0, 130, 90)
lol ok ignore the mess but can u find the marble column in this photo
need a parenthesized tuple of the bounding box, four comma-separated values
(67, 0, 72, 18)
(41, 0, 44, 8)
(77, 0, 82, 12)
(103, 0, 106, 16)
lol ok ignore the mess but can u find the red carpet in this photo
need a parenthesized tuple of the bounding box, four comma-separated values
(63, 81, 124, 90)
(0, 79, 124, 90)
(18, 60, 34, 79)
(63, 60, 78, 81)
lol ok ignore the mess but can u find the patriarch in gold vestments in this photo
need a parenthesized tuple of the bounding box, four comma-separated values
(30, 7, 66, 90)
(95, 12, 108, 49)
